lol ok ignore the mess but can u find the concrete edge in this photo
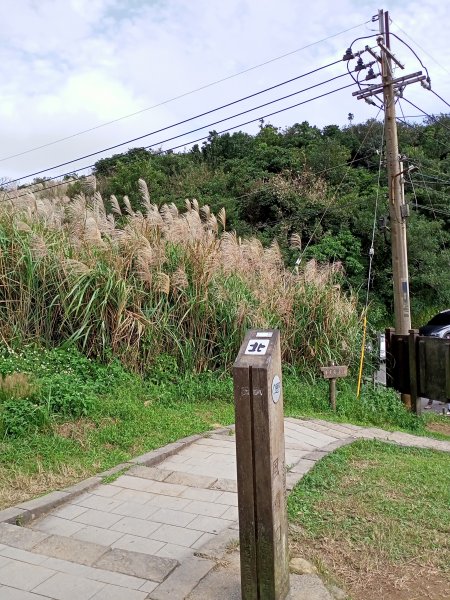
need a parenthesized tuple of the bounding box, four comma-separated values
(0, 431, 208, 526)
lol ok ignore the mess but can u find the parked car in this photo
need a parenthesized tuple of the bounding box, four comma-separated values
(418, 309, 450, 338)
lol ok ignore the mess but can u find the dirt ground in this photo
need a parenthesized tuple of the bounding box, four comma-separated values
(289, 536, 450, 600)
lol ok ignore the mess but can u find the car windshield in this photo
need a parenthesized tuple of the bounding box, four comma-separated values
(426, 310, 450, 326)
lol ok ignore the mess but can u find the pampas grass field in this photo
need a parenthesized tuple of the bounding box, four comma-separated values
(0, 178, 361, 374)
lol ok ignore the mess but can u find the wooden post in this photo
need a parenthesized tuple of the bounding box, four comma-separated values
(385, 327, 395, 388)
(233, 329, 290, 600)
(320, 365, 348, 411)
(409, 329, 420, 415)
(330, 378, 337, 411)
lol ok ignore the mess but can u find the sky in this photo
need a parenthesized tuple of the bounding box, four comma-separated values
(1, 0, 449, 183)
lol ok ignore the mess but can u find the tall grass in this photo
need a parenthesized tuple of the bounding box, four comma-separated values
(0, 179, 361, 373)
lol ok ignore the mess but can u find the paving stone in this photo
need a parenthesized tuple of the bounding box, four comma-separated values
(211, 478, 238, 492)
(0, 507, 29, 525)
(110, 500, 159, 520)
(221, 506, 239, 521)
(180, 488, 223, 503)
(32, 534, 108, 566)
(196, 438, 235, 448)
(159, 454, 191, 465)
(286, 472, 304, 490)
(359, 427, 390, 440)
(113, 477, 188, 498)
(186, 515, 233, 534)
(91, 583, 148, 599)
(0, 545, 49, 566)
(112, 534, 165, 555)
(0, 587, 49, 600)
(190, 532, 217, 551)
(156, 543, 194, 561)
(149, 556, 215, 600)
(95, 548, 177, 582)
(127, 466, 172, 481)
(31, 516, 85, 537)
(139, 579, 160, 594)
(321, 439, 353, 453)
(151, 508, 196, 527)
(216, 492, 238, 506)
(288, 574, 334, 599)
(0, 556, 11, 569)
(113, 488, 157, 505)
(72, 525, 125, 546)
(62, 477, 102, 498)
(73, 508, 123, 529)
(0, 523, 49, 550)
(90, 485, 124, 498)
(33, 572, 105, 600)
(164, 472, 217, 489)
(110, 516, 161, 537)
(293, 420, 353, 439)
(150, 524, 204, 547)
(40, 556, 146, 589)
(284, 424, 338, 446)
(75, 494, 123, 513)
(91, 585, 147, 600)
(192, 527, 238, 560)
(183, 500, 230, 518)
(16, 492, 70, 520)
(302, 451, 329, 461)
(52, 504, 88, 520)
(146, 495, 191, 511)
(0, 560, 56, 591)
(290, 459, 316, 474)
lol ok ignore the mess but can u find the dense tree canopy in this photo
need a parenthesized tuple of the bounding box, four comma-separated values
(91, 116, 450, 327)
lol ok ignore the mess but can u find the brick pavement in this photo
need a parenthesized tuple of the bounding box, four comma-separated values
(0, 418, 449, 599)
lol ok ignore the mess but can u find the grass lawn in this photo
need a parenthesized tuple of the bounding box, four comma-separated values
(0, 380, 235, 509)
(1, 345, 449, 511)
(288, 440, 450, 600)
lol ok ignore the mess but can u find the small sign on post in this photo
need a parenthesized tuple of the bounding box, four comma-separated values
(233, 329, 290, 600)
(320, 364, 348, 411)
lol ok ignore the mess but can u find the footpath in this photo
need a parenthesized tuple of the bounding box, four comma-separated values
(0, 418, 449, 600)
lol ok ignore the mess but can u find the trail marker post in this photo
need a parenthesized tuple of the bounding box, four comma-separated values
(320, 364, 348, 411)
(233, 329, 290, 600)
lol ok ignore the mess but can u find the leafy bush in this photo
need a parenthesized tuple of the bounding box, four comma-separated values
(0, 398, 48, 437)
(0, 345, 131, 435)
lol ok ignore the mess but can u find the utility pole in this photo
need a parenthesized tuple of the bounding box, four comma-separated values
(378, 9, 411, 336)
(350, 9, 429, 406)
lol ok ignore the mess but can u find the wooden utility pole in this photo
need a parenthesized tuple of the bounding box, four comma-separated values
(379, 9, 412, 336)
(352, 9, 427, 406)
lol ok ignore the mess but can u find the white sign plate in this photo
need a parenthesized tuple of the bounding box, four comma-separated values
(256, 331, 273, 338)
(272, 375, 281, 403)
(245, 339, 269, 355)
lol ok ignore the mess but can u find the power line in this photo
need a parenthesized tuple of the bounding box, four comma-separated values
(6, 80, 358, 202)
(9, 69, 352, 185)
(0, 19, 371, 164)
(390, 19, 450, 75)
(297, 108, 383, 262)
(402, 98, 450, 134)
(430, 89, 450, 111)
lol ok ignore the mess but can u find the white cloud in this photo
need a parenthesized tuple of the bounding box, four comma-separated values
(1, 0, 449, 180)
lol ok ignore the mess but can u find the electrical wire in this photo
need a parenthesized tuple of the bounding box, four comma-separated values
(5, 80, 358, 202)
(8, 70, 353, 185)
(388, 32, 431, 83)
(390, 19, 450, 76)
(296, 108, 383, 263)
(402, 98, 450, 134)
(0, 19, 371, 164)
(430, 89, 450, 110)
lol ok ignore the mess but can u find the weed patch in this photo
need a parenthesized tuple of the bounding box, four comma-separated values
(288, 440, 450, 600)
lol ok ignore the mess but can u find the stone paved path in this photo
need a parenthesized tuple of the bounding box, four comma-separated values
(0, 418, 449, 600)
